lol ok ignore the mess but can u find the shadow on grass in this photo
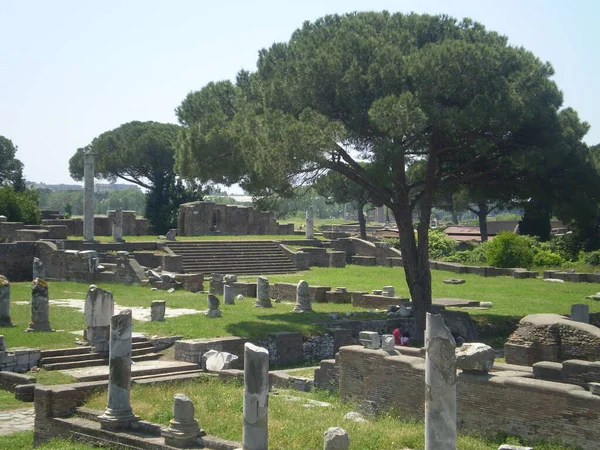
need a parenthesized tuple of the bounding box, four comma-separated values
(224, 311, 340, 338)
(471, 314, 520, 348)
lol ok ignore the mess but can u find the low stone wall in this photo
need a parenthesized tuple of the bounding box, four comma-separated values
(175, 337, 248, 369)
(297, 247, 329, 267)
(336, 345, 600, 450)
(272, 282, 330, 303)
(0, 221, 26, 242)
(534, 359, 600, 388)
(329, 251, 346, 268)
(279, 245, 310, 270)
(352, 294, 409, 309)
(0, 370, 36, 391)
(0, 241, 35, 281)
(1, 348, 41, 373)
(544, 270, 600, 283)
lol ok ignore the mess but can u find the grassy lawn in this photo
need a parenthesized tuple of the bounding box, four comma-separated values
(0, 431, 118, 450)
(83, 377, 575, 450)
(3, 266, 599, 351)
(0, 390, 25, 410)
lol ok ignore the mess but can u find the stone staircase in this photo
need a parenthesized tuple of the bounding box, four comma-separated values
(166, 240, 299, 275)
(39, 336, 161, 371)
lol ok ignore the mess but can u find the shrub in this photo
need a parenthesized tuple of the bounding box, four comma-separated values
(0, 186, 41, 225)
(582, 250, 600, 267)
(485, 232, 536, 268)
(427, 229, 457, 260)
(532, 250, 565, 268)
(546, 233, 582, 262)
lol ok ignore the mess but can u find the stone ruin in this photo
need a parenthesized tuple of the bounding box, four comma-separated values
(505, 313, 600, 366)
(177, 201, 294, 236)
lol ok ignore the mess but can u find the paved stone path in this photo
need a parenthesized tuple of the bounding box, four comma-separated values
(0, 407, 35, 435)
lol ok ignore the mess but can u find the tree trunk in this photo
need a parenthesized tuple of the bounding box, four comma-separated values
(451, 207, 458, 225)
(477, 202, 489, 242)
(357, 201, 367, 240)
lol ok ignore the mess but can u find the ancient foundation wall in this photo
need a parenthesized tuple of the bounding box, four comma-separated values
(0, 241, 35, 281)
(337, 345, 600, 450)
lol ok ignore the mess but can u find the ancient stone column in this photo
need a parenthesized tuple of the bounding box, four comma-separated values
(112, 208, 124, 242)
(425, 313, 456, 450)
(223, 285, 235, 305)
(32, 257, 45, 281)
(293, 280, 313, 313)
(161, 393, 204, 448)
(85, 285, 114, 353)
(166, 229, 177, 241)
(254, 276, 272, 308)
(571, 304, 590, 323)
(0, 275, 12, 326)
(243, 343, 269, 450)
(305, 206, 314, 239)
(151, 300, 166, 322)
(99, 309, 139, 431)
(83, 149, 95, 242)
(205, 294, 222, 318)
(26, 279, 52, 332)
(323, 427, 350, 450)
(0, 335, 6, 351)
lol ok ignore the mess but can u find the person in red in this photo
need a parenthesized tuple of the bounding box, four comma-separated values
(392, 327, 401, 345)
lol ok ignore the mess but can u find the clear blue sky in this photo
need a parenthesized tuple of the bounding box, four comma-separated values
(1, 0, 598, 186)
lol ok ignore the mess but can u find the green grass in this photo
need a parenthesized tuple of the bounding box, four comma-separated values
(0, 431, 119, 450)
(0, 389, 24, 410)
(25, 369, 76, 385)
(83, 377, 576, 450)
(3, 266, 600, 351)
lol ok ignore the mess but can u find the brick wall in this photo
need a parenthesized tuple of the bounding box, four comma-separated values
(272, 282, 330, 303)
(352, 294, 409, 309)
(337, 345, 600, 450)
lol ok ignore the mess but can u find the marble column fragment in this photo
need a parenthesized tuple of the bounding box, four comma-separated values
(254, 276, 272, 308)
(293, 280, 313, 312)
(323, 427, 350, 450)
(113, 208, 123, 242)
(243, 343, 269, 450)
(162, 393, 204, 448)
(99, 309, 139, 430)
(425, 313, 456, 450)
(571, 303, 590, 323)
(32, 257, 45, 281)
(151, 300, 166, 321)
(305, 206, 314, 239)
(83, 149, 95, 242)
(0, 275, 12, 326)
(26, 279, 52, 332)
(224, 284, 236, 305)
(85, 285, 114, 353)
(205, 294, 222, 318)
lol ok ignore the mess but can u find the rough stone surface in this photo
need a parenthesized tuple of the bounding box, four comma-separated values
(505, 313, 600, 365)
(166, 228, 177, 241)
(293, 280, 313, 313)
(151, 300, 166, 322)
(84, 285, 114, 353)
(323, 427, 350, 450)
(455, 343, 495, 372)
(255, 276, 272, 308)
(0, 335, 5, 352)
(26, 279, 51, 332)
(571, 303, 590, 323)
(343, 412, 367, 423)
(381, 334, 395, 352)
(99, 309, 139, 430)
(32, 257, 45, 281)
(243, 343, 269, 450)
(443, 278, 465, 285)
(0, 275, 12, 326)
(359, 331, 380, 349)
(112, 208, 123, 242)
(202, 350, 239, 371)
(205, 294, 222, 318)
(382, 286, 395, 297)
(224, 284, 236, 305)
(161, 393, 203, 448)
(425, 313, 456, 450)
(305, 206, 314, 239)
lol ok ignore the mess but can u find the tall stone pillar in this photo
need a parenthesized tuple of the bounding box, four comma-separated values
(84, 285, 114, 353)
(26, 279, 52, 332)
(305, 206, 314, 239)
(425, 313, 456, 450)
(113, 208, 124, 242)
(99, 309, 139, 430)
(254, 276, 272, 308)
(0, 275, 12, 326)
(242, 343, 269, 450)
(83, 149, 95, 242)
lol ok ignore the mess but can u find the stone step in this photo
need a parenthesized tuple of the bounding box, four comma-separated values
(132, 369, 205, 383)
(132, 341, 154, 350)
(40, 346, 93, 358)
(67, 360, 200, 382)
(43, 357, 108, 371)
(41, 351, 107, 366)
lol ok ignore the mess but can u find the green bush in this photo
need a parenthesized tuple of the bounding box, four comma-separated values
(0, 186, 41, 225)
(532, 250, 565, 268)
(582, 250, 600, 267)
(443, 241, 489, 264)
(546, 233, 582, 262)
(426, 229, 457, 259)
(485, 232, 536, 268)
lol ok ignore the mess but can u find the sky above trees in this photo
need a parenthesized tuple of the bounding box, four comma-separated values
(1, 0, 598, 186)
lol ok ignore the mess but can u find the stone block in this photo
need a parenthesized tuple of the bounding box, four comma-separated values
(455, 343, 495, 372)
(359, 331, 380, 349)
